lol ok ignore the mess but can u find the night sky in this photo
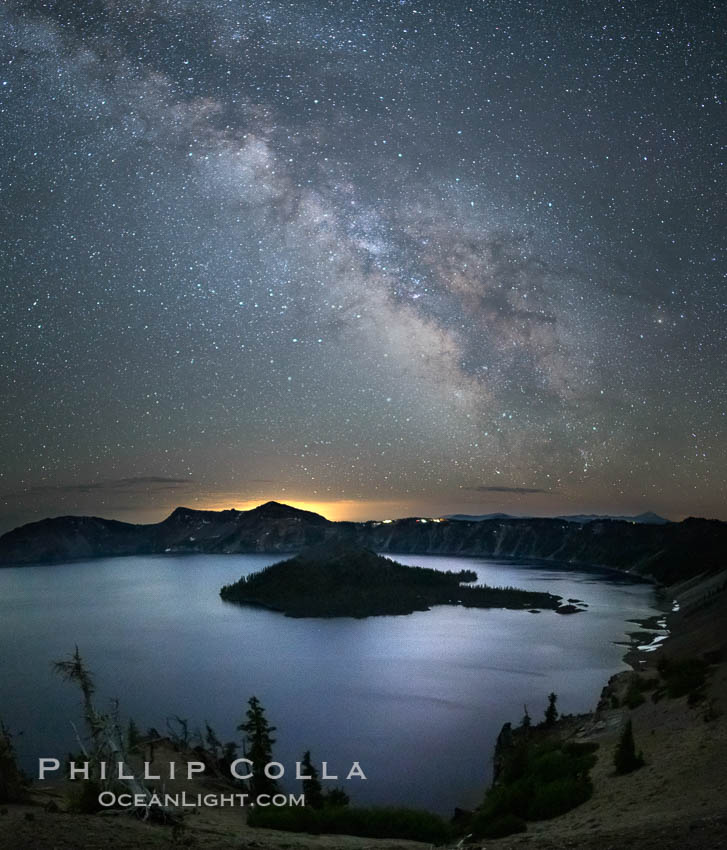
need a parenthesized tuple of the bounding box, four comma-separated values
(1, 0, 725, 532)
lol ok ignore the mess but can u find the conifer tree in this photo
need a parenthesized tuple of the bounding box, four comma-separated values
(238, 696, 278, 797)
(492, 721, 514, 785)
(614, 718, 644, 774)
(299, 750, 324, 808)
(544, 692, 559, 727)
(325, 786, 350, 807)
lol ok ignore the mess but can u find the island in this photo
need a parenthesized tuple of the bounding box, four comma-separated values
(219, 545, 563, 618)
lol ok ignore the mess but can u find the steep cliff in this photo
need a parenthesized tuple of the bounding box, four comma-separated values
(0, 514, 153, 565)
(355, 516, 726, 584)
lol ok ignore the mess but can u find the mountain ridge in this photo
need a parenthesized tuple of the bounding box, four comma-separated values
(445, 511, 669, 524)
(0, 502, 724, 586)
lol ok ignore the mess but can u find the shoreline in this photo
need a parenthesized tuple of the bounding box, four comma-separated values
(621, 608, 673, 671)
(485, 568, 727, 848)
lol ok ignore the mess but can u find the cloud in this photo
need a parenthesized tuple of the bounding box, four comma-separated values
(468, 486, 554, 495)
(24, 477, 194, 496)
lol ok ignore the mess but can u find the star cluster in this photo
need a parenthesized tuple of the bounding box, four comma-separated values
(1, 0, 725, 529)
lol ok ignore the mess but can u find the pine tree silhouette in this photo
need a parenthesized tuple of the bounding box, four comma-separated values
(544, 692, 558, 727)
(238, 696, 278, 797)
(299, 750, 324, 808)
(614, 718, 644, 774)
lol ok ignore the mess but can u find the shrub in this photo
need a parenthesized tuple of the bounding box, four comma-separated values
(526, 776, 593, 820)
(477, 779, 531, 822)
(68, 780, 103, 813)
(623, 682, 645, 709)
(248, 804, 318, 833)
(623, 674, 659, 709)
(500, 741, 531, 784)
(248, 805, 452, 844)
(471, 737, 597, 837)
(473, 812, 527, 838)
(562, 741, 599, 756)
(657, 657, 708, 699)
(534, 740, 596, 779)
(325, 787, 350, 807)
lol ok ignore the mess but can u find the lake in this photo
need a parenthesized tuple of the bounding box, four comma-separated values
(0, 553, 659, 813)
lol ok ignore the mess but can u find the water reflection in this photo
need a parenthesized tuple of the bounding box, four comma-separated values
(0, 553, 657, 813)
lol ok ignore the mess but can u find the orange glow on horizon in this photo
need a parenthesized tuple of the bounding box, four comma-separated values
(117, 488, 686, 528)
(184, 496, 412, 523)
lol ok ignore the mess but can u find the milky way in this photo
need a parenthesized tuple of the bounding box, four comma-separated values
(1, 0, 725, 529)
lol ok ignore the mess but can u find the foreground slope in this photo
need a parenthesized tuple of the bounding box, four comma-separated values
(478, 569, 727, 849)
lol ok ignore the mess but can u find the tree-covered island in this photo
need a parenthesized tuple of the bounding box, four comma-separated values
(219, 546, 562, 617)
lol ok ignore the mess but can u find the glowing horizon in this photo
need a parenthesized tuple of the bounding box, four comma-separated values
(17, 493, 697, 532)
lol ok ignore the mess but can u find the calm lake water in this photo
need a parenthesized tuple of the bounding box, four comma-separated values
(0, 553, 658, 813)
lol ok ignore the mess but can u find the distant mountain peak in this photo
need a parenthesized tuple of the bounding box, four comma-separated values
(164, 501, 330, 523)
(445, 512, 514, 522)
(445, 510, 669, 525)
(253, 500, 291, 511)
(247, 501, 330, 523)
(557, 512, 669, 525)
(167, 506, 208, 518)
(632, 511, 669, 524)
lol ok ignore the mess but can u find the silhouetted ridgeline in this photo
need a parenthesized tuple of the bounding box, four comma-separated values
(219, 545, 560, 617)
(0, 501, 725, 585)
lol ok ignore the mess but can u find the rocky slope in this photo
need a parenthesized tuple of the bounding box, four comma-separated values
(480, 568, 727, 849)
(1, 502, 725, 586)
